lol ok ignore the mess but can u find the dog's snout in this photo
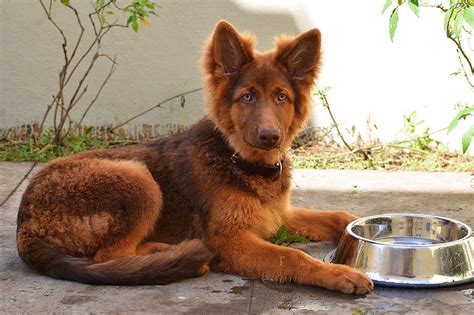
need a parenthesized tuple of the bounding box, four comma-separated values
(258, 128, 280, 147)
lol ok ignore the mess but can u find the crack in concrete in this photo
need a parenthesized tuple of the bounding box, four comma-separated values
(0, 162, 36, 207)
(247, 280, 256, 315)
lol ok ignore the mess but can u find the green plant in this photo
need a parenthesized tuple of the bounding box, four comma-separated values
(270, 225, 310, 246)
(448, 105, 474, 152)
(313, 87, 372, 162)
(37, 0, 158, 145)
(0, 128, 111, 162)
(401, 111, 442, 151)
(381, 0, 473, 153)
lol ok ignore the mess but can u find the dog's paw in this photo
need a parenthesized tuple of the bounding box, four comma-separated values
(326, 264, 374, 294)
(195, 263, 210, 277)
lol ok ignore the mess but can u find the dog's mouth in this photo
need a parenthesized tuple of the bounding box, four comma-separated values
(244, 137, 280, 151)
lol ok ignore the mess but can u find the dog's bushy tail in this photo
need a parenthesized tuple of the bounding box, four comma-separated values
(19, 238, 212, 285)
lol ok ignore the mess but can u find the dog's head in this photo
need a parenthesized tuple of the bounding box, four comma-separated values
(203, 21, 322, 163)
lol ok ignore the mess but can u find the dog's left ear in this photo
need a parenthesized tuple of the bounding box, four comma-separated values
(275, 29, 322, 83)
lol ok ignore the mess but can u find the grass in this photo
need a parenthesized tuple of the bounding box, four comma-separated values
(290, 145, 473, 172)
(0, 129, 120, 162)
(1, 128, 473, 172)
(290, 128, 474, 172)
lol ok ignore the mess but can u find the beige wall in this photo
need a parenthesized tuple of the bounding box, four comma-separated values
(0, 0, 299, 138)
(1, 0, 473, 152)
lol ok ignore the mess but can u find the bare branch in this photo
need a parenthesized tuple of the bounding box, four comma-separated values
(456, 49, 474, 88)
(448, 35, 474, 75)
(68, 52, 99, 108)
(106, 88, 204, 134)
(64, 4, 85, 66)
(70, 84, 89, 109)
(77, 55, 118, 127)
(39, 0, 68, 65)
(36, 96, 56, 142)
(316, 87, 372, 161)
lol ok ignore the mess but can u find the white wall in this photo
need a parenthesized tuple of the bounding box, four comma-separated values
(1, 0, 473, 152)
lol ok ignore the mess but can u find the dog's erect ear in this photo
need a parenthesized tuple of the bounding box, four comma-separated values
(275, 29, 322, 82)
(211, 21, 253, 75)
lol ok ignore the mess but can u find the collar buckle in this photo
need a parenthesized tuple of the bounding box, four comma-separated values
(231, 152, 283, 181)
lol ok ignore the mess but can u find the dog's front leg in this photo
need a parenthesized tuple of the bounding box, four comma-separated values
(284, 209, 358, 241)
(208, 230, 373, 294)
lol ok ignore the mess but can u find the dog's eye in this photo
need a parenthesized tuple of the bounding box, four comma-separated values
(276, 92, 288, 102)
(241, 93, 254, 102)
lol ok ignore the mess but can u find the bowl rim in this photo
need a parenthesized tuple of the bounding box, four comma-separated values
(346, 213, 473, 248)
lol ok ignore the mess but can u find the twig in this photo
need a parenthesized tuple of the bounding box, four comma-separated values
(106, 87, 204, 134)
(387, 144, 430, 155)
(36, 95, 57, 143)
(425, 3, 473, 80)
(455, 48, 474, 88)
(316, 87, 353, 151)
(64, 4, 85, 68)
(316, 87, 371, 160)
(77, 55, 118, 127)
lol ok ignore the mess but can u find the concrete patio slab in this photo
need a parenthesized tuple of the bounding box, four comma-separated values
(0, 163, 473, 314)
(291, 169, 474, 228)
(0, 162, 34, 206)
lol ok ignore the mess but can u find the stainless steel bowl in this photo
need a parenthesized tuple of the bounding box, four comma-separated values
(330, 213, 474, 287)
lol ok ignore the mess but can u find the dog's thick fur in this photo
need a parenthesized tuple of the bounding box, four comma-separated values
(16, 21, 373, 294)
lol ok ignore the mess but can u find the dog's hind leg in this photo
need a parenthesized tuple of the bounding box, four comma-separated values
(88, 160, 163, 262)
(17, 157, 162, 262)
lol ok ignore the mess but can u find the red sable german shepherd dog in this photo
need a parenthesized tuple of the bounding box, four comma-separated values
(16, 21, 373, 294)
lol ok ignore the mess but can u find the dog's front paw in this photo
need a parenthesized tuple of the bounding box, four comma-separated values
(325, 264, 374, 294)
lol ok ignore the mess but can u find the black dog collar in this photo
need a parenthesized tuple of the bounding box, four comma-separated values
(231, 153, 283, 181)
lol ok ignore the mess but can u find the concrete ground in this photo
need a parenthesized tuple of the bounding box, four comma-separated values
(0, 162, 473, 314)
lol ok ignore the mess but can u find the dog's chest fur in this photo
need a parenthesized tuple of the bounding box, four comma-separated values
(140, 118, 292, 242)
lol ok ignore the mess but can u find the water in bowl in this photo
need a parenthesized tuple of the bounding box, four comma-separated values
(374, 236, 443, 246)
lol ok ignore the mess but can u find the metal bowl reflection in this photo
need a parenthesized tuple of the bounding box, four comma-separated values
(331, 213, 474, 287)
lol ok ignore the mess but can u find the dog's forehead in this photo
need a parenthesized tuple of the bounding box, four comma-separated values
(242, 58, 291, 91)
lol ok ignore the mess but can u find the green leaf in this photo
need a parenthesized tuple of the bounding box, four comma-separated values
(453, 10, 465, 37)
(95, 0, 105, 8)
(382, 0, 392, 15)
(448, 107, 474, 132)
(464, 8, 474, 29)
(461, 126, 474, 153)
(127, 15, 134, 24)
(444, 7, 455, 33)
(60, 0, 70, 5)
(276, 225, 288, 240)
(285, 235, 310, 244)
(85, 126, 93, 136)
(132, 21, 139, 32)
(389, 8, 399, 42)
(408, 0, 420, 17)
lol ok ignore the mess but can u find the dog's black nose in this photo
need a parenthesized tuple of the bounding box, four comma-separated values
(258, 128, 280, 147)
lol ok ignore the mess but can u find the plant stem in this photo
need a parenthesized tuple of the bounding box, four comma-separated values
(105, 87, 204, 134)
